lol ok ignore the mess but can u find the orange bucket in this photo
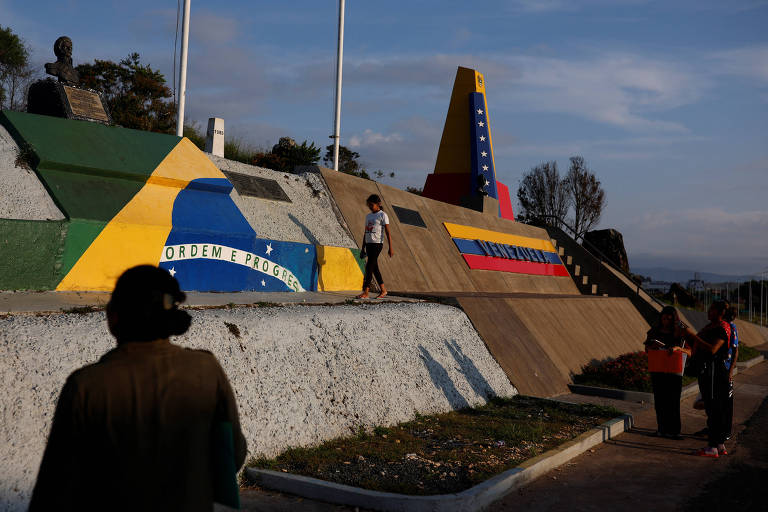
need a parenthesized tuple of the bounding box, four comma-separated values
(647, 350, 687, 376)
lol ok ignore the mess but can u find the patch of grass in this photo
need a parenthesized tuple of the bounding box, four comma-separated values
(224, 322, 241, 338)
(248, 396, 618, 496)
(738, 344, 760, 362)
(14, 142, 35, 170)
(62, 305, 99, 315)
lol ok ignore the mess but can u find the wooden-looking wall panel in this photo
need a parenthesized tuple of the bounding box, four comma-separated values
(458, 297, 569, 397)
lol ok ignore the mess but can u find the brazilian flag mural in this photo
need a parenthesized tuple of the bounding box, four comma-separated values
(0, 111, 319, 292)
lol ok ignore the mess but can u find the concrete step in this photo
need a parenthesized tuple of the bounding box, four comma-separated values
(574, 265, 581, 276)
(559, 247, 565, 257)
(591, 284, 598, 295)
(566, 255, 573, 265)
(582, 275, 589, 285)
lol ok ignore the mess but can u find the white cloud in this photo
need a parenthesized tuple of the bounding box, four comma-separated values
(348, 129, 403, 148)
(623, 208, 768, 274)
(710, 45, 768, 83)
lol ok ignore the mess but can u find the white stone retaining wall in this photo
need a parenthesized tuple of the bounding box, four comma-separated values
(0, 125, 64, 221)
(0, 302, 515, 511)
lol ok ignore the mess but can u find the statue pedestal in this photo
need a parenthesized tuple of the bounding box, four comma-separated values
(27, 79, 111, 125)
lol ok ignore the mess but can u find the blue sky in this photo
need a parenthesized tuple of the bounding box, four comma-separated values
(3, 0, 767, 276)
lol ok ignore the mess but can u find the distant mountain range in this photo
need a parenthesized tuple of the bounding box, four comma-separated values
(632, 267, 757, 284)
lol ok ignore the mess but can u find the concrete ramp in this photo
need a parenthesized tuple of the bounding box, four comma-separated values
(459, 296, 649, 397)
(319, 167, 577, 295)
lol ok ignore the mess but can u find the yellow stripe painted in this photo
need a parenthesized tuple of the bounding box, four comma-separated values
(443, 222, 557, 252)
(56, 138, 226, 291)
(316, 246, 364, 291)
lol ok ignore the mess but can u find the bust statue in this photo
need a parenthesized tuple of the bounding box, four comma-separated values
(44, 36, 80, 84)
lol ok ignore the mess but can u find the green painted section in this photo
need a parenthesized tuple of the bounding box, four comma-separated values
(0, 110, 180, 221)
(59, 219, 108, 278)
(351, 248, 367, 275)
(0, 111, 182, 281)
(0, 219, 68, 290)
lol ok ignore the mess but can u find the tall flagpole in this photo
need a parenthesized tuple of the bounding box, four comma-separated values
(176, 0, 191, 137)
(331, 0, 345, 171)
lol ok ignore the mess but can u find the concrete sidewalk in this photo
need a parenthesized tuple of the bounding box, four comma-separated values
(487, 360, 768, 512)
(236, 360, 768, 512)
(0, 290, 422, 314)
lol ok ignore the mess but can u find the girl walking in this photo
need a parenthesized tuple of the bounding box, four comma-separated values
(357, 194, 393, 299)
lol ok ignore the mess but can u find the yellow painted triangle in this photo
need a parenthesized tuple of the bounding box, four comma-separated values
(56, 138, 225, 291)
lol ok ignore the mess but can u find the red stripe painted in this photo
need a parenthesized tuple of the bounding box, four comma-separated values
(462, 254, 570, 277)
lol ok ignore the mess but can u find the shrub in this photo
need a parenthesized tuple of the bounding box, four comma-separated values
(573, 352, 652, 392)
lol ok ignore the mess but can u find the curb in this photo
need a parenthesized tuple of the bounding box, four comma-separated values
(568, 382, 699, 404)
(735, 354, 764, 370)
(245, 414, 633, 512)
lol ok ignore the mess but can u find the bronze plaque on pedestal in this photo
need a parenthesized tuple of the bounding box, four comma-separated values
(55, 84, 111, 124)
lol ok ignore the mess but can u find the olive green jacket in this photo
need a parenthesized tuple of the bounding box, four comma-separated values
(29, 339, 247, 511)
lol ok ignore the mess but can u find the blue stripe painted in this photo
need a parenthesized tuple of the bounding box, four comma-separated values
(452, 238, 562, 265)
(469, 92, 498, 201)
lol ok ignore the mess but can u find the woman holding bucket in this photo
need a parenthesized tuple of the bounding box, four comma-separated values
(644, 306, 694, 439)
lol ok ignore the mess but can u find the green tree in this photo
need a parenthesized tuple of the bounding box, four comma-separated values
(76, 53, 175, 133)
(0, 26, 33, 110)
(323, 144, 362, 174)
(266, 137, 321, 173)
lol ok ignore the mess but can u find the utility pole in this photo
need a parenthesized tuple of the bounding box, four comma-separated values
(176, 0, 191, 137)
(331, 0, 345, 171)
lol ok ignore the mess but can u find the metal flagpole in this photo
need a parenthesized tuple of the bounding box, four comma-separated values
(176, 0, 191, 137)
(331, 0, 345, 171)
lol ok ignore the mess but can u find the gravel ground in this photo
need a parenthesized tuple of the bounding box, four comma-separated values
(0, 125, 64, 221)
(207, 155, 355, 248)
(0, 302, 515, 511)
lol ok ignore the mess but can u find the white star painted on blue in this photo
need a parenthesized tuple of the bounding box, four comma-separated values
(482, 177, 490, 187)
(482, 165, 489, 171)
(168, 267, 176, 277)
(265, 243, 274, 256)
(478, 121, 484, 127)
(481, 151, 488, 157)
(479, 135, 486, 142)
(477, 109, 484, 114)
(261, 279, 266, 287)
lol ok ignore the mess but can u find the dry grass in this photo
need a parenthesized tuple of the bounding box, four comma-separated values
(249, 396, 620, 495)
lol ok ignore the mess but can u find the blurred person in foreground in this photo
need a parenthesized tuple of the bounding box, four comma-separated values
(29, 265, 247, 511)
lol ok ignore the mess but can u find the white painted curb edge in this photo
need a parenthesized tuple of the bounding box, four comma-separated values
(245, 414, 634, 512)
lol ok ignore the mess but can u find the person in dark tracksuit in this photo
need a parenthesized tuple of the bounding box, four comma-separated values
(644, 306, 693, 439)
(357, 194, 393, 299)
(694, 300, 731, 458)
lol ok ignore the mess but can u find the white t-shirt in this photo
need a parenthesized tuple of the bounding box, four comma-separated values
(364, 210, 389, 244)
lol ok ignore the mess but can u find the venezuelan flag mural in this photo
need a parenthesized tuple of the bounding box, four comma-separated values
(444, 222, 568, 277)
(0, 111, 343, 292)
(422, 67, 514, 220)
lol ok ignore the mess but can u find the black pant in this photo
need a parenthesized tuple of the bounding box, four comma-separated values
(650, 372, 683, 435)
(698, 363, 730, 447)
(725, 379, 734, 438)
(363, 243, 383, 289)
